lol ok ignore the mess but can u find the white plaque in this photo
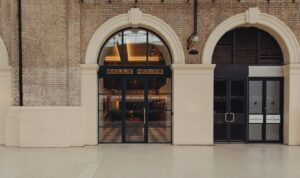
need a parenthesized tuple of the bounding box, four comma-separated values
(249, 115, 263, 123)
(266, 115, 281, 123)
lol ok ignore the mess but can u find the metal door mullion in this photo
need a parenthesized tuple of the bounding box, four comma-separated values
(144, 78, 148, 143)
(262, 79, 266, 142)
(227, 79, 231, 142)
(122, 78, 126, 143)
(280, 78, 284, 143)
(243, 78, 248, 143)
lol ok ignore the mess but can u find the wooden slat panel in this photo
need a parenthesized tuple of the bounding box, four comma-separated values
(235, 28, 258, 64)
(212, 31, 233, 64)
(212, 27, 283, 65)
(259, 31, 283, 65)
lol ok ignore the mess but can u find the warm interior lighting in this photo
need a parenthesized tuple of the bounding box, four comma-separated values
(104, 44, 121, 62)
(127, 39, 159, 62)
(104, 38, 161, 63)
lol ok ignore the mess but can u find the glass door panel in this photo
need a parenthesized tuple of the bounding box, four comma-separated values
(248, 80, 263, 141)
(125, 79, 146, 142)
(266, 81, 281, 141)
(229, 80, 246, 141)
(214, 80, 228, 141)
(99, 78, 122, 143)
(147, 78, 172, 143)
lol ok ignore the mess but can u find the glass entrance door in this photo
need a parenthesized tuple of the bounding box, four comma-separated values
(125, 79, 147, 142)
(98, 75, 172, 143)
(248, 78, 283, 143)
(214, 79, 246, 142)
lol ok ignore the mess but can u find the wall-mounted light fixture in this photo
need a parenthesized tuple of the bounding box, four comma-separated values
(187, 0, 199, 55)
(187, 34, 199, 55)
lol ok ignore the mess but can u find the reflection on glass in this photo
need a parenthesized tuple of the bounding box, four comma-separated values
(148, 32, 170, 65)
(98, 79, 122, 143)
(99, 28, 171, 65)
(249, 124, 262, 141)
(147, 77, 172, 142)
(266, 124, 280, 140)
(214, 81, 227, 113)
(249, 81, 263, 114)
(101, 32, 122, 64)
(123, 29, 147, 64)
(266, 81, 280, 114)
(125, 79, 145, 142)
(230, 81, 245, 113)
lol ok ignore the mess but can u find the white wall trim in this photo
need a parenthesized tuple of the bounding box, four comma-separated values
(85, 8, 185, 65)
(4, 106, 84, 147)
(202, 7, 300, 64)
(0, 35, 9, 67)
(249, 66, 283, 77)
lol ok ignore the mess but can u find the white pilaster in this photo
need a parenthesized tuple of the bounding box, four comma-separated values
(172, 64, 215, 145)
(283, 64, 300, 145)
(0, 66, 12, 145)
(80, 64, 99, 145)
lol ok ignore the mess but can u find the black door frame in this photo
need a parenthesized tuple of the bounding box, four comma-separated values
(98, 66, 172, 144)
(247, 77, 284, 143)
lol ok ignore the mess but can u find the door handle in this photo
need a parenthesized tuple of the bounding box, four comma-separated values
(225, 112, 235, 123)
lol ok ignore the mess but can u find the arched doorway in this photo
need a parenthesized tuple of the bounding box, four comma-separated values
(213, 27, 284, 143)
(98, 28, 172, 143)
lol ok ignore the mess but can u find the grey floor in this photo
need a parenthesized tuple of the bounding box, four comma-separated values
(0, 144, 300, 178)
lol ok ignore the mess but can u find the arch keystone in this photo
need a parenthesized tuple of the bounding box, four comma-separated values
(128, 8, 142, 28)
(246, 7, 260, 24)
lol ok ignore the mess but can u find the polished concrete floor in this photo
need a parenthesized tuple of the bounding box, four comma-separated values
(0, 144, 300, 178)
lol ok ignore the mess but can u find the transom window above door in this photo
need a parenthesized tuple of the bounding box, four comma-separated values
(212, 27, 283, 65)
(99, 28, 172, 65)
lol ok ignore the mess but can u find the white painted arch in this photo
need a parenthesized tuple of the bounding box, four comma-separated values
(85, 8, 185, 65)
(0, 35, 9, 66)
(202, 7, 300, 64)
(0, 34, 11, 145)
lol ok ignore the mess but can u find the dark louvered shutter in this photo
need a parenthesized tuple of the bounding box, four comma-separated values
(212, 31, 234, 64)
(259, 31, 283, 65)
(212, 27, 283, 65)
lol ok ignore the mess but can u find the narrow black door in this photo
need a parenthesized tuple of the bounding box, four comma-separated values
(214, 79, 246, 142)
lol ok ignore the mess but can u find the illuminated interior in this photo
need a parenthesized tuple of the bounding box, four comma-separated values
(98, 28, 172, 143)
(99, 28, 171, 65)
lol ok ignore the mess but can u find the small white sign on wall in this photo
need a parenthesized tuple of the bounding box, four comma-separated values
(249, 115, 263, 123)
(266, 115, 281, 123)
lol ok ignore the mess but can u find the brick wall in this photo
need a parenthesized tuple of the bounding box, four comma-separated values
(0, 0, 299, 106)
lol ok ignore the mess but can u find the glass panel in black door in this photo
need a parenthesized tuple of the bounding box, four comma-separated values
(214, 80, 228, 141)
(229, 81, 246, 141)
(266, 81, 281, 141)
(125, 79, 146, 142)
(147, 78, 172, 143)
(248, 81, 263, 141)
